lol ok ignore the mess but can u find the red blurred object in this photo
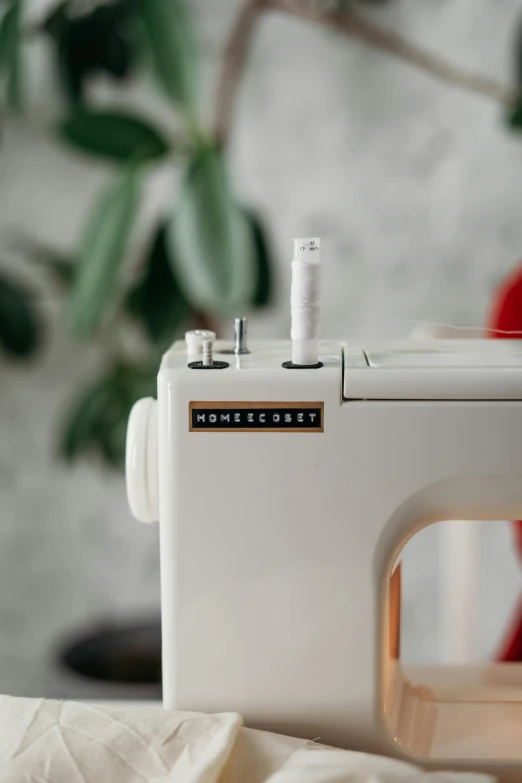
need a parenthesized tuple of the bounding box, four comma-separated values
(488, 263, 522, 340)
(497, 596, 522, 662)
(488, 261, 522, 661)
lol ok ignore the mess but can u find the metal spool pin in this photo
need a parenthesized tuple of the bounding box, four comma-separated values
(234, 317, 249, 355)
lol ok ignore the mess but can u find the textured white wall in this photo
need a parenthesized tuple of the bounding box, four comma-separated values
(1, 0, 522, 694)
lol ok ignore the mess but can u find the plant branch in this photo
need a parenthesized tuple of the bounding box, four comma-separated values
(214, 0, 519, 147)
(213, 0, 264, 147)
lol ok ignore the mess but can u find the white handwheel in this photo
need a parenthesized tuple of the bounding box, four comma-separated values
(126, 397, 159, 523)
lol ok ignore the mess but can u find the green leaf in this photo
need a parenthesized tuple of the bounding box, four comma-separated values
(45, 1, 136, 107)
(507, 14, 522, 128)
(129, 224, 190, 344)
(59, 110, 170, 163)
(55, 18, 83, 105)
(21, 240, 74, 287)
(247, 210, 273, 308)
(61, 363, 156, 466)
(136, 0, 197, 115)
(0, 6, 13, 72)
(97, 369, 155, 467)
(98, 414, 128, 467)
(508, 101, 522, 129)
(167, 144, 256, 313)
(0, 274, 39, 357)
(0, 0, 22, 111)
(67, 163, 140, 338)
(125, 284, 143, 319)
(60, 378, 115, 461)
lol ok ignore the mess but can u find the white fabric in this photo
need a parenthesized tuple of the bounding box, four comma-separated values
(0, 696, 494, 783)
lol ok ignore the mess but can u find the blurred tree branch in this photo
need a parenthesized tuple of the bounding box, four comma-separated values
(214, 0, 264, 147)
(214, 0, 518, 147)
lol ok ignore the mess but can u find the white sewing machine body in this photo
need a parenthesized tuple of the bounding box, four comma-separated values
(127, 335, 522, 777)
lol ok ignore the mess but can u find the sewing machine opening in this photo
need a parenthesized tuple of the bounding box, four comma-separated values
(383, 519, 522, 762)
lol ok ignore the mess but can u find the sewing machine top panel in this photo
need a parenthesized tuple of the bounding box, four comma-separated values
(160, 338, 522, 400)
(344, 340, 522, 400)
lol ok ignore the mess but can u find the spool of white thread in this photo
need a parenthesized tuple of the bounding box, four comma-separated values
(291, 237, 321, 365)
(185, 329, 216, 358)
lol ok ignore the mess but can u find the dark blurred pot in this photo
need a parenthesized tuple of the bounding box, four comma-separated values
(53, 617, 162, 701)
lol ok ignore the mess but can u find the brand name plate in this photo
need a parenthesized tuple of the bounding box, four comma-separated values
(189, 402, 324, 432)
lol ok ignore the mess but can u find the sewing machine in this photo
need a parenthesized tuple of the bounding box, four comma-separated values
(125, 240, 522, 779)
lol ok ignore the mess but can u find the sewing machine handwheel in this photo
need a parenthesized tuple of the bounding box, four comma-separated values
(126, 397, 159, 524)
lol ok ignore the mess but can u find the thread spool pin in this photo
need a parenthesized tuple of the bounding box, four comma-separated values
(234, 317, 249, 354)
(202, 339, 213, 367)
(185, 329, 216, 357)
